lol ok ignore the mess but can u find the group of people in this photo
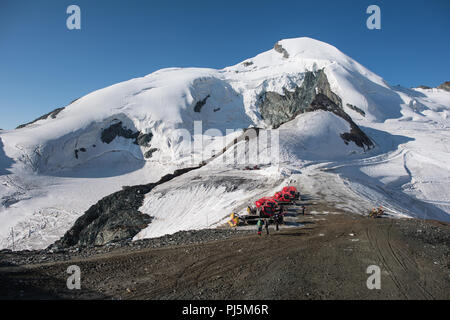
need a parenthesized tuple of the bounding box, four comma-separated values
(256, 205, 306, 235)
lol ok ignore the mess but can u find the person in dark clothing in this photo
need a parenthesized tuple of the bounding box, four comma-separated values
(274, 214, 280, 231)
(301, 206, 306, 215)
(264, 219, 269, 235)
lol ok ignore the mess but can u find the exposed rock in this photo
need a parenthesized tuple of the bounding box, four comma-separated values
(100, 122, 152, 147)
(242, 61, 253, 67)
(258, 69, 342, 128)
(16, 107, 65, 129)
(194, 95, 210, 112)
(51, 166, 202, 248)
(437, 81, 450, 92)
(308, 94, 373, 150)
(74, 148, 87, 159)
(136, 132, 153, 147)
(346, 103, 366, 117)
(144, 148, 158, 159)
(100, 121, 139, 144)
(274, 42, 289, 58)
(417, 85, 431, 89)
(16, 98, 79, 129)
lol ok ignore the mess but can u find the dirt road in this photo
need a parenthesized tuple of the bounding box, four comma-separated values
(1, 208, 448, 299)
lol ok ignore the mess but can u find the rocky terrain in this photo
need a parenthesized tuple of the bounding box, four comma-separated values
(258, 69, 343, 128)
(1, 199, 448, 300)
(437, 81, 450, 91)
(51, 166, 202, 248)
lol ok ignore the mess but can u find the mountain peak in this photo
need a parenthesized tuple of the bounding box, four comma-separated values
(276, 37, 343, 57)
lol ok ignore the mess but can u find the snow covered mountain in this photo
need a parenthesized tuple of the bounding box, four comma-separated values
(1, 37, 449, 250)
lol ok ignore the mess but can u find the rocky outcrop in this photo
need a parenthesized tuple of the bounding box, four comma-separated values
(144, 148, 158, 159)
(100, 121, 153, 147)
(16, 107, 65, 129)
(258, 69, 342, 128)
(308, 94, 373, 150)
(74, 148, 87, 159)
(101, 121, 139, 144)
(136, 132, 153, 147)
(346, 103, 366, 117)
(274, 42, 289, 58)
(16, 98, 80, 129)
(259, 70, 373, 150)
(51, 166, 202, 248)
(194, 95, 210, 112)
(437, 81, 450, 92)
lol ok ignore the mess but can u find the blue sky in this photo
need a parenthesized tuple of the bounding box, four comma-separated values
(0, 0, 449, 129)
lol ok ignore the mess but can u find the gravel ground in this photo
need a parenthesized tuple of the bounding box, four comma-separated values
(0, 210, 448, 300)
(0, 228, 254, 266)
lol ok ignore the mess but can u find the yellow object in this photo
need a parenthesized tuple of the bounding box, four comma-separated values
(228, 212, 239, 227)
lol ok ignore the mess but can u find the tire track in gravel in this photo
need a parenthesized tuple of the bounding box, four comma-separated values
(385, 222, 436, 299)
(365, 221, 409, 299)
(365, 219, 440, 299)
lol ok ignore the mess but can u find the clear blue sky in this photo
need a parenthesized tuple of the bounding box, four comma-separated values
(0, 0, 449, 129)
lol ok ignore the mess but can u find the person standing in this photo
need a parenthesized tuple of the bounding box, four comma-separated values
(274, 213, 280, 231)
(264, 218, 270, 235)
(301, 205, 306, 215)
(257, 219, 263, 236)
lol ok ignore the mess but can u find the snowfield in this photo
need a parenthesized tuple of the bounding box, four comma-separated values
(1, 37, 449, 250)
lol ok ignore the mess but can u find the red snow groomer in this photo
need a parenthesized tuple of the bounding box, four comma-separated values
(282, 186, 300, 200)
(274, 190, 293, 204)
(255, 197, 281, 218)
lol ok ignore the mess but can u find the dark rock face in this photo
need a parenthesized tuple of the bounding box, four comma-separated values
(51, 166, 202, 248)
(194, 95, 210, 112)
(144, 148, 158, 159)
(437, 81, 450, 91)
(52, 184, 152, 248)
(274, 42, 289, 58)
(257, 68, 372, 150)
(16, 107, 66, 129)
(417, 85, 431, 89)
(100, 121, 153, 147)
(16, 98, 80, 129)
(74, 148, 87, 159)
(308, 94, 373, 151)
(259, 70, 342, 128)
(136, 132, 153, 147)
(101, 121, 139, 144)
(346, 103, 366, 117)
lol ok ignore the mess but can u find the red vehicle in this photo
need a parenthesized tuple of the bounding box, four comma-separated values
(274, 190, 293, 204)
(255, 197, 275, 208)
(282, 186, 300, 200)
(255, 197, 281, 217)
